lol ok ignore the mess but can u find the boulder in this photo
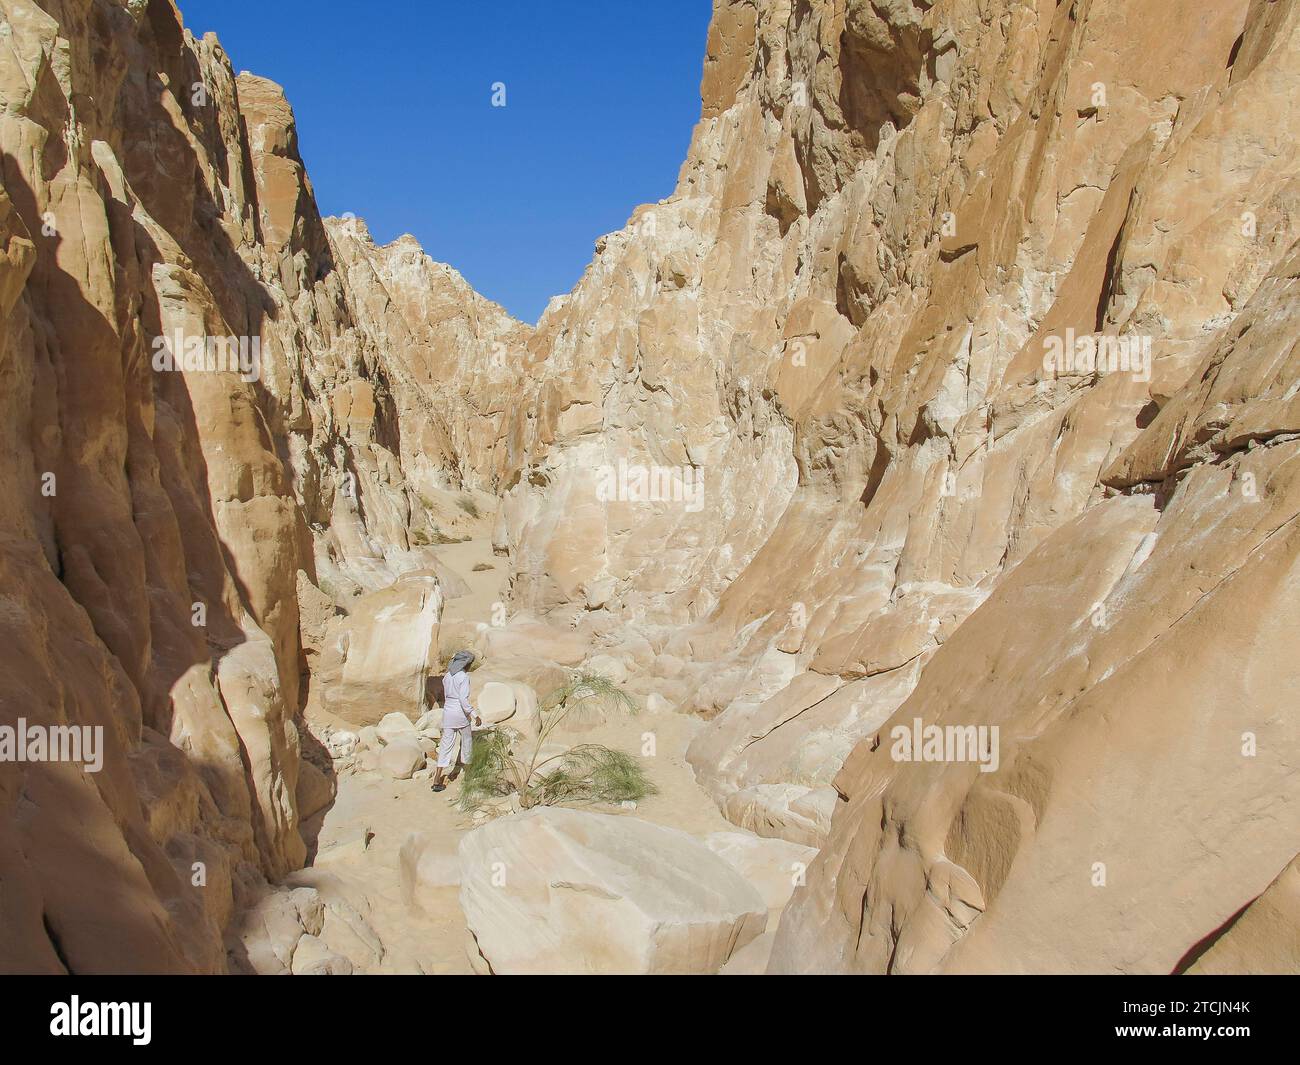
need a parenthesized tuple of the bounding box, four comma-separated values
(378, 735, 425, 780)
(228, 886, 324, 975)
(645, 692, 672, 714)
(483, 617, 588, 667)
(376, 711, 417, 743)
(703, 832, 818, 912)
(317, 572, 443, 725)
(459, 808, 766, 974)
(722, 783, 838, 848)
(584, 653, 629, 685)
(290, 934, 354, 975)
(326, 729, 359, 758)
(477, 681, 517, 725)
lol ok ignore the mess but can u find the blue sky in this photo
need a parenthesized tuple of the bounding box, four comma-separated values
(181, 0, 714, 323)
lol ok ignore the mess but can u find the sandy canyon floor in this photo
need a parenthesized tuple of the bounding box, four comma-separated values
(276, 536, 765, 975)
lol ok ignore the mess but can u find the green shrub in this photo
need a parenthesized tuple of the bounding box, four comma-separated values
(457, 672, 653, 813)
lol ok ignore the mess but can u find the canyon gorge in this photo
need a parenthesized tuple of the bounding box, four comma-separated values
(0, 0, 1297, 975)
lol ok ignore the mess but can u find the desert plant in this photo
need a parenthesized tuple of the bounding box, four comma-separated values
(458, 671, 653, 813)
(456, 494, 481, 519)
(418, 523, 469, 545)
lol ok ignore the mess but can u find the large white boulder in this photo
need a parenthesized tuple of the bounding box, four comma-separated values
(376, 711, 417, 744)
(458, 808, 766, 974)
(584, 653, 628, 685)
(476, 681, 517, 724)
(378, 735, 425, 780)
(317, 571, 443, 724)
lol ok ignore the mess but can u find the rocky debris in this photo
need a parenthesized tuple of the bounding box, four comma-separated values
(458, 808, 766, 974)
(227, 887, 325, 975)
(327, 731, 360, 759)
(282, 869, 386, 972)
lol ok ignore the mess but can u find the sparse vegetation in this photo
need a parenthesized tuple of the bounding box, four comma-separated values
(456, 494, 481, 519)
(458, 671, 653, 813)
(411, 523, 468, 546)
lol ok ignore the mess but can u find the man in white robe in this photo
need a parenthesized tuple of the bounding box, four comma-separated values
(432, 650, 480, 793)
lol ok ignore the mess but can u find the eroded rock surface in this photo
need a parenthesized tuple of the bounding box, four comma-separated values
(2, 0, 1297, 977)
(487, 0, 1300, 973)
(0, 0, 524, 972)
(458, 808, 767, 974)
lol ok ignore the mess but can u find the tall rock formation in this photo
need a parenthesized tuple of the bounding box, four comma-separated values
(2, 0, 1296, 977)
(0, 0, 525, 972)
(494, 0, 1300, 972)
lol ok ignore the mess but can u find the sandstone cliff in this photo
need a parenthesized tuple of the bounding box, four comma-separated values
(2, 0, 1297, 976)
(492, 0, 1300, 972)
(0, 0, 525, 972)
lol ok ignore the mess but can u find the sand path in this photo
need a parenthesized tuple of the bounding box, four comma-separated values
(301, 535, 739, 973)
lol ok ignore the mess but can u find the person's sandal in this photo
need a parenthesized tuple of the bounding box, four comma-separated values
(432, 782, 446, 793)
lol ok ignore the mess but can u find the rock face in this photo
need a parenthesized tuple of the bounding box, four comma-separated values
(3, 0, 1298, 977)
(487, 0, 1300, 973)
(0, 0, 524, 972)
(314, 574, 442, 726)
(458, 808, 767, 974)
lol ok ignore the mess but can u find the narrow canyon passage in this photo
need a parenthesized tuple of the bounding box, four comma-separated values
(0, 0, 1297, 982)
(249, 530, 791, 975)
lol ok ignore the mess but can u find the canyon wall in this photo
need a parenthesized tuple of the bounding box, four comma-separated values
(0, 0, 525, 972)
(498, 0, 1300, 972)
(2, 0, 1296, 976)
